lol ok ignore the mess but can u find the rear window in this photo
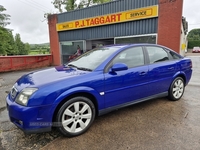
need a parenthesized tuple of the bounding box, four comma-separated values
(193, 47, 200, 50)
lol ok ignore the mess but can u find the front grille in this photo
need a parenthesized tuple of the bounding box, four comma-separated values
(11, 86, 18, 99)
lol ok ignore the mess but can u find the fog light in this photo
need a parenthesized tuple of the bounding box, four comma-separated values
(18, 120, 23, 126)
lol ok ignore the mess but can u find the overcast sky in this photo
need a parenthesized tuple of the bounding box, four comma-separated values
(1, 0, 200, 44)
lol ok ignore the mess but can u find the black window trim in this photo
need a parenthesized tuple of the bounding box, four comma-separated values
(164, 48, 182, 60)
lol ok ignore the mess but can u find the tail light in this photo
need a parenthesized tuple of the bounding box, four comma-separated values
(190, 61, 192, 68)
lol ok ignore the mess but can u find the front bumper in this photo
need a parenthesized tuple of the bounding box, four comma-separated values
(6, 95, 53, 134)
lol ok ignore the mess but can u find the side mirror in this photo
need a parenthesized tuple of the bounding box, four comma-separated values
(111, 63, 128, 72)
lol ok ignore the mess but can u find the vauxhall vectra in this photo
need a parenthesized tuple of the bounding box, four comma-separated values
(6, 44, 192, 137)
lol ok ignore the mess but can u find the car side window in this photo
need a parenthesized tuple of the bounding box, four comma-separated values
(146, 46, 169, 64)
(112, 47, 144, 68)
(169, 51, 181, 59)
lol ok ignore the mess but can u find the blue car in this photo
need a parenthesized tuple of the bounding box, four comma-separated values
(6, 44, 192, 137)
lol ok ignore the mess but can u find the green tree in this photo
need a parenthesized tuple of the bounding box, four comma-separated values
(0, 5, 11, 55)
(0, 5, 10, 27)
(0, 26, 9, 55)
(46, 47, 50, 53)
(0, 5, 30, 55)
(15, 33, 26, 55)
(187, 28, 200, 41)
(0, 27, 16, 56)
(5, 31, 17, 55)
(24, 43, 30, 55)
(52, 0, 112, 12)
(187, 28, 200, 49)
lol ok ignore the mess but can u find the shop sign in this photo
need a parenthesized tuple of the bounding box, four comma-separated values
(56, 5, 158, 31)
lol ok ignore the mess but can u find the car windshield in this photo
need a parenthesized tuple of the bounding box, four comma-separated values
(67, 47, 119, 71)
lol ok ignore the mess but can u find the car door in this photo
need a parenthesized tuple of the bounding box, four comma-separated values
(104, 46, 149, 108)
(145, 46, 177, 95)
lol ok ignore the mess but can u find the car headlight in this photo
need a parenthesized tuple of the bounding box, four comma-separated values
(15, 88, 38, 106)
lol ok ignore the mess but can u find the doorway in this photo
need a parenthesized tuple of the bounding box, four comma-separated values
(60, 40, 86, 64)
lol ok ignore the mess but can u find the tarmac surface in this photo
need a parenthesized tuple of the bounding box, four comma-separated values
(0, 53, 200, 150)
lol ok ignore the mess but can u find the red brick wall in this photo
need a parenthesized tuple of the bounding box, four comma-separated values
(0, 55, 52, 72)
(157, 0, 183, 53)
(48, 14, 60, 65)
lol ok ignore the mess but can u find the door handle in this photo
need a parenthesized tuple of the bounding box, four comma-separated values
(168, 67, 174, 70)
(139, 71, 147, 76)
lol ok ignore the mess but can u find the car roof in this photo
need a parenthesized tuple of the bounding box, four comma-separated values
(102, 43, 180, 55)
(103, 43, 161, 49)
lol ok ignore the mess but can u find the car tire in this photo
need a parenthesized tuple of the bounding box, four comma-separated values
(168, 77, 185, 101)
(56, 96, 96, 137)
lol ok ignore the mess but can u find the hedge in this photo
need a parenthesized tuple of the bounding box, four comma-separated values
(188, 40, 200, 49)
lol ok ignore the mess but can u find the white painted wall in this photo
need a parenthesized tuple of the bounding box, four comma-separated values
(180, 22, 187, 56)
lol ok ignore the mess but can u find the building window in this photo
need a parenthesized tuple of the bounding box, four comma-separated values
(115, 34, 157, 44)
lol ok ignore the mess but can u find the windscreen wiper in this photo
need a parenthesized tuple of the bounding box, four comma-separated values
(67, 64, 78, 68)
(67, 64, 92, 71)
(76, 67, 92, 71)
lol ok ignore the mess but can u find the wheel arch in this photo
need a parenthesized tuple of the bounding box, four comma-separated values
(52, 91, 99, 123)
(168, 73, 186, 101)
(168, 72, 186, 93)
(173, 73, 186, 85)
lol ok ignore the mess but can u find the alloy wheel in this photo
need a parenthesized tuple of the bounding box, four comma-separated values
(61, 101, 92, 133)
(172, 79, 184, 99)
